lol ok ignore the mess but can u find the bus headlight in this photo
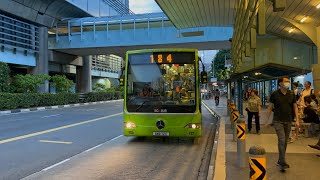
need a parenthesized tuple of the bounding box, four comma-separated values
(125, 122, 136, 128)
(185, 123, 201, 129)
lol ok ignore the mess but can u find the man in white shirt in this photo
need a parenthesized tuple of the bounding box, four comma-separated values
(299, 81, 314, 108)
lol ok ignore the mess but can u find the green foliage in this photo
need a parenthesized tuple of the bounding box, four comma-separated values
(106, 87, 115, 93)
(84, 91, 123, 102)
(93, 83, 107, 92)
(51, 75, 74, 93)
(0, 93, 79, 110)
(38, 93, 79, 106)
(0, 91, 123, 110)
(85, 92, 113, 102)
(215, 68, 231, 81)
(212, 49, 231, 80)
(12, 74, 50, 93)
(114, 85, 124, 92)
(0, 62, 10, 92)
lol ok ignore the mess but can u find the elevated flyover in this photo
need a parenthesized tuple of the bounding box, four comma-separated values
(48, 13, 233, 56)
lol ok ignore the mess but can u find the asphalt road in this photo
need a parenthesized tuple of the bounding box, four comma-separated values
(0, 101, 217, 180)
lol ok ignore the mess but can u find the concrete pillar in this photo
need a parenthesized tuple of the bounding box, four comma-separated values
(312, 64, 320, 94)
(76, 56, 92, 93)
(30, 26, 49, 93)
(314, 27, 320, 94)
(237, 78, 243, 116)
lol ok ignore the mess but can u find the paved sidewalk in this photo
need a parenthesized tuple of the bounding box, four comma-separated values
(204, 97, 320, 180)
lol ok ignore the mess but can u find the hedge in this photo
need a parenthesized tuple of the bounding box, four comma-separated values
(0, 91, 123, 110)
(83, 91, 123, 102)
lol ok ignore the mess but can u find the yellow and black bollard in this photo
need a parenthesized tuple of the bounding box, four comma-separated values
(227, 99, 231, 116)
(249, 146, 267, 180)
(232, 109, 239, 142)
(229, 102, 236, 129)
(237, 119, 246, 167)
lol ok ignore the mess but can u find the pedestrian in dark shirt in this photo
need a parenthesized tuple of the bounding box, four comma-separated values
(265, 77, 299, 171)
(303, 96, 319, 123)
(303, 96, 320, 136)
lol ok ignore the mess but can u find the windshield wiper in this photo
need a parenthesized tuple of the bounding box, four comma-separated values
(135, 101, 149, 112)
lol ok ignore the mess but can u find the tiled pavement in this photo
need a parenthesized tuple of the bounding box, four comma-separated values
(204, 97, 320, 180)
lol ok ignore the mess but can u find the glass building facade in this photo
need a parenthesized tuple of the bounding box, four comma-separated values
(68, 0, 130, 17)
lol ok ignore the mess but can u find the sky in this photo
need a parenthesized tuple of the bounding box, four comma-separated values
(129, 0, 162, 14)
(199, 50, 218, 64)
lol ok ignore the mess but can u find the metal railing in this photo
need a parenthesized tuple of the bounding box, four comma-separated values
(0, 14, 39, 52)
(54, 12, 170, 42)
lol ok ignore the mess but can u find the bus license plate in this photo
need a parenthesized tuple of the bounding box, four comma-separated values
(153, 132, 169, 136)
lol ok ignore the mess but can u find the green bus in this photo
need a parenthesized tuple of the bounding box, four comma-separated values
(123, 49, 203, 142)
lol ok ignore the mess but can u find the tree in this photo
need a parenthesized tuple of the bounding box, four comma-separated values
(13, 74, 50, 93)
(215, 68, 231, 80)
(51, 75, 74, 93)
(93, 82, 107, 92)
(212, 49, 231, 81)
(0, 62, 10, 92)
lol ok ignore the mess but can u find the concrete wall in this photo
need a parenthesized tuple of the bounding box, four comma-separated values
(238, 37, 316, 73)
(0, 47, 36, 66)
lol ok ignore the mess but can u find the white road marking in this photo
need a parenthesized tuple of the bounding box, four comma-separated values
(202, 101, 226, 180)
(110, 135, 123, 141)
(39, 140, 72, 144)
(39, 134, 124, 173)
(0, 111, 11, 114)
(0, 112, 122, 145)
(42, 159, 70, 171)
(85, 144, 103, 152)
(41, 114, 61, 118)
(85, 135, 123, 153)
(20, 109, 30, 112)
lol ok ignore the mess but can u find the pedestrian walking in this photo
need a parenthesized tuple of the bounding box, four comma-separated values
(246, 89, 261, 134)
(265, 77, 300, 171)
(214, 89, 220, 106)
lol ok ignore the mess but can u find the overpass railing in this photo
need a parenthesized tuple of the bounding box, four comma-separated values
(54, 13, 172, 42)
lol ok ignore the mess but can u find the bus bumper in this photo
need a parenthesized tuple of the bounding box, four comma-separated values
(123, 127, 202, 138)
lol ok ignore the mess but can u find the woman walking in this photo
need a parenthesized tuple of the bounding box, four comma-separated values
(246, 89, 262, 134)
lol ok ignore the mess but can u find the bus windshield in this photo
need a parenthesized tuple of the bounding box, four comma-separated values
(126, 52, 197, 113)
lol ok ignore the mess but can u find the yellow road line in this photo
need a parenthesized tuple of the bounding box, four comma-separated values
(0, 112, 122, 145)
(39, 140, 72, 144)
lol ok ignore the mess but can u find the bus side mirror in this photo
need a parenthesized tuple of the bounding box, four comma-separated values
(119, 75, 124, 86)
(200, 71, 207, 84)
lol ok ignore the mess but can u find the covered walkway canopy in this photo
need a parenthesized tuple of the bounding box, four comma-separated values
(155, 0, 319, 81)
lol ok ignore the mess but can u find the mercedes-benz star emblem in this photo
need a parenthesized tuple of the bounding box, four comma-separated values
(156, 120, 165, 130)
